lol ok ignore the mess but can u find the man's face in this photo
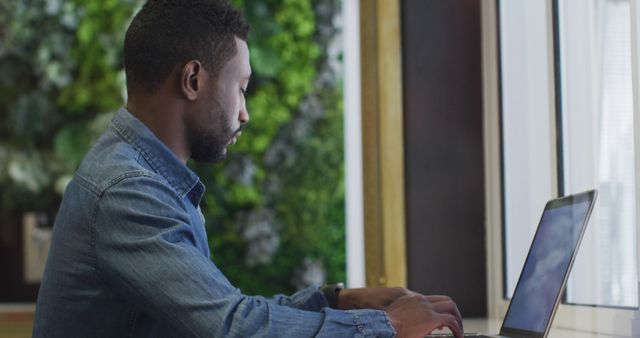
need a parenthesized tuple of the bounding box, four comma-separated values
(188, 37, 251, 163)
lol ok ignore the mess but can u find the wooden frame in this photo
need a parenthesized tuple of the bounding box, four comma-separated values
(360, 0, 407, 288)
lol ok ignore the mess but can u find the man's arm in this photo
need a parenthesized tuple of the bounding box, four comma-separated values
(94, 175, 395, 337)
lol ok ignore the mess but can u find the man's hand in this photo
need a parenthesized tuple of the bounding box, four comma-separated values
(385, 294, 463, 338)
(335, 287, 463, 338)
(336, 287, 416, 310)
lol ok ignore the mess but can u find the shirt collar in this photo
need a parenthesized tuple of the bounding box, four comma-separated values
(110, 108, 205, 206)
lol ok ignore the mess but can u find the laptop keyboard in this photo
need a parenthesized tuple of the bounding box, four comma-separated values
(425, 335, 494, 338)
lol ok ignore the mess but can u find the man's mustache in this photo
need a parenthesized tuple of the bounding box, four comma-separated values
(233, 125, 245, 136)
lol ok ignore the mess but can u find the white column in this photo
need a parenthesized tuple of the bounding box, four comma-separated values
(343, 0, 365, 288)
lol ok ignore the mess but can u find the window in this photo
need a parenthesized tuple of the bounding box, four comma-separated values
(499, 0, 556, 300)
(556, 0, 638, 309)
(491, 0, 639, 335)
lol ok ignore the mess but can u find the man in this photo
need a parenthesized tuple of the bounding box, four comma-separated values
(33, 0, 463, 337)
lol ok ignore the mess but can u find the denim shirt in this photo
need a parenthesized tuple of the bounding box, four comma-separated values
(33, 108, 395, 337)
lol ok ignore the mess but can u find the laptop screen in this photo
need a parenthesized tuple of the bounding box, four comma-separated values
(502, 197, 593, 333)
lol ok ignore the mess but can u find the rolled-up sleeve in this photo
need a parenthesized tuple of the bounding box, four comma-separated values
(94, 175, 395, 337)
(264, 285, 329, 311)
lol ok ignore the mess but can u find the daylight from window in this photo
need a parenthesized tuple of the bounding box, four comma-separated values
(500, 0, 638, 309)
(558, 0, 638, 308)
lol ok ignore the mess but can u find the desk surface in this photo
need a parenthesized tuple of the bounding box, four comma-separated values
(429, 318, 630, 338)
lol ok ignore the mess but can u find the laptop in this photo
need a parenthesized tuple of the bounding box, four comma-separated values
(430, 189, 598, 338)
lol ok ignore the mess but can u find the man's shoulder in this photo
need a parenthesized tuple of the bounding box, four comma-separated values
(74, 128, 165, 196)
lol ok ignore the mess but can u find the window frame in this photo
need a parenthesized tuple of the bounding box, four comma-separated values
(483, 0, 640, 335)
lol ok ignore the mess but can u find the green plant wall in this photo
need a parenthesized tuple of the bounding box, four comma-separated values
(197, 0, 345, 295)
(0, 0, 138, 213)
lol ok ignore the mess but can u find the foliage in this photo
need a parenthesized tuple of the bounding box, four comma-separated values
(0, 0, 139, 213)
(0, 0, 345, 296)
(197, 0, 345, 295)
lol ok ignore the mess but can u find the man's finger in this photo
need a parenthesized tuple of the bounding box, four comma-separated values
(437, 313, 463, 338)
(425, 295, 451, 303)
(430, 299, 463, 331)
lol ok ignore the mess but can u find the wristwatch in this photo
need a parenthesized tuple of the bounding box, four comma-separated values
(321, 282, 344, 308)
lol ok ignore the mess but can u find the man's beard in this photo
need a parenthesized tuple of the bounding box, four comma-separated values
(190, 111, 234, 163)
(190, 128, 228, 163)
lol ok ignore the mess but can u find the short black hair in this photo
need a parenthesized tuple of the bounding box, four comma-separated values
(123, 0, 250, 95)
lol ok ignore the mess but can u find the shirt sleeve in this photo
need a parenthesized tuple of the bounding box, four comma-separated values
(94, 175, 396, 337)
(262, 285, 329, 311)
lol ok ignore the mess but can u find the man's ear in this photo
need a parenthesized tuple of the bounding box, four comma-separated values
(180, 60, 203, 101)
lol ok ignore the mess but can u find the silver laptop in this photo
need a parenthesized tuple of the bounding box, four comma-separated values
(431, 189, 598, 338)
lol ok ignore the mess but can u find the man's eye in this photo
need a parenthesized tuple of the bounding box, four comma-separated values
(240, 87, 247, 95)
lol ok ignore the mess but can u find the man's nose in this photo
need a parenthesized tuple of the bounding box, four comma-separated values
(239, 105, 249, 124)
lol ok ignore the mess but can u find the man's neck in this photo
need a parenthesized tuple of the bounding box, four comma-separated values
(126, 95, 190, 164)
